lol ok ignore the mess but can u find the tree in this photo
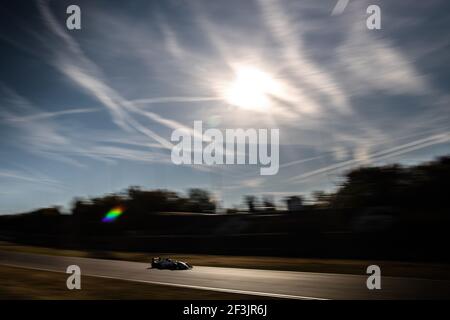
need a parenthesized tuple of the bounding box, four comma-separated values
(285, 195, 303, 212)
(187, 188, 216, 213)
(263, 195, 276, 212)
(312, 191, 332, 208)
(244, 195, 257, 213)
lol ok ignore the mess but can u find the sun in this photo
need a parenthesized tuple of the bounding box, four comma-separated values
(224, 66, 281, 112)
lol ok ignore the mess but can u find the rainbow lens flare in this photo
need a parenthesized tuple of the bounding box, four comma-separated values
(102, 206, 124, 223)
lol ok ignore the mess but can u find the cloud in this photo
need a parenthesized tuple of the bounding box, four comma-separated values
(1, 0, 449, 210)
(132, 96, 223, 106)
(2, 107, 101, 122)
(36, 0, 210, 151)
(0, 85, 169, 168)
(287, 132, 450, 183)
(331, 0, 350, 16)
(337, 24, 429, 95)
(257, 0, 352, 116)
(279, 156, 324, 170)
(0, 169, 59, 185)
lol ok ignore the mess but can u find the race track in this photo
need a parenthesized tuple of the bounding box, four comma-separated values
(1, 251, 449, 299)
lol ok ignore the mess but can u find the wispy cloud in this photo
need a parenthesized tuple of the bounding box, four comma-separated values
(132, 96, 223, 106)
(287, 132, 450, 183)
(0, 169, 59, 185)
(3, 107, 101, 122)
(257, 0, 352, 116)
(1, 0, 449, 211)
(36, 0, 205, 150)
(337, 23, 429, 95)
(0, 85, 169, 167)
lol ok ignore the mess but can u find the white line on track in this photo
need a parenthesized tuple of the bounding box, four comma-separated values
(0, 262, 328, 300)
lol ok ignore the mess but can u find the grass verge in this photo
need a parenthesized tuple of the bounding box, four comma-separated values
(0, 264, 261, 299)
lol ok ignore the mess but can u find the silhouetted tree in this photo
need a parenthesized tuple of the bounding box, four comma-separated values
(329, 157, 450, 213)
(244, 195, 257, 213)
(312, 191, 332, 208)
(263, 195, 276, 212)
(285, 195, 303, 212)
(187, 188, 216, 213)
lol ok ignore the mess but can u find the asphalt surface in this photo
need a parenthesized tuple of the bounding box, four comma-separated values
(1, 251, 449, 299)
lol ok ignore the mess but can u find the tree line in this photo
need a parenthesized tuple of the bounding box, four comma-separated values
(2, 155, 450, 223)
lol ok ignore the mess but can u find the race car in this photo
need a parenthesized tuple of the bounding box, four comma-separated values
(150, 257, 193, 270)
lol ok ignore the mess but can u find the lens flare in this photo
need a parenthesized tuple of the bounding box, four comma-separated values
(101, 206, 124, 223)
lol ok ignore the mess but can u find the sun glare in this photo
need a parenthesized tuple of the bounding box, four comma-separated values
(224, 66, 281, 112)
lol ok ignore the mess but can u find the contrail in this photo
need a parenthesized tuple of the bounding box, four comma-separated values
(36, 0, 208, 151)
(4, 108, 101, 122)
(132, 96, 223, 105)
(279, 156, 323, 169)
(331, 0, 350, 16)
(288, 132, 450, 183)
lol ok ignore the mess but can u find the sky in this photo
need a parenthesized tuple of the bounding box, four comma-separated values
(0, 0, 449, 214)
